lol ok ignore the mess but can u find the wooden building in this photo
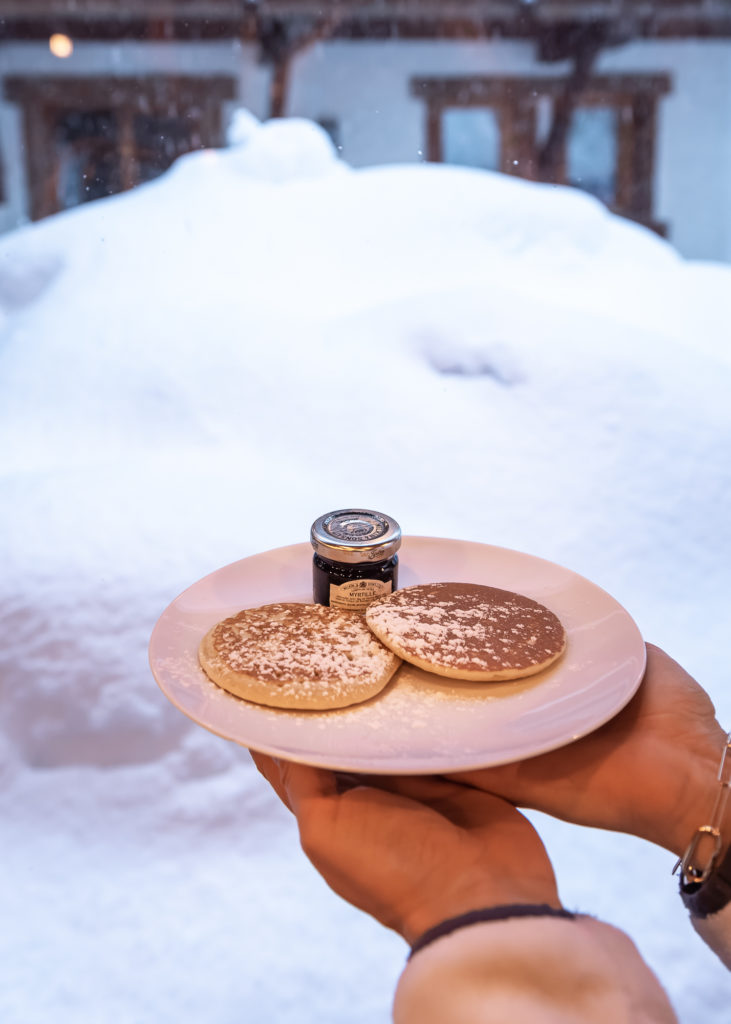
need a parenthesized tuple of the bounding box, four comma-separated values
(1, 1, 731, 259)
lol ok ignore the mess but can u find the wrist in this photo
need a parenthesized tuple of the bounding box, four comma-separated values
(665, 732, 731, 861)
(409, 903, 576, 956)
(401, 880, 563, 946)
(679, 842, 731, 918)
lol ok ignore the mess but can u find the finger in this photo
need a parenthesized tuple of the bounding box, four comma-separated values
(362, 773, 488, 804)
(426, 784, 525, 835)
(250, 752, 343, 821)
(357, 774, 465, 802)
(448, 763, 524, 800)
(365, 774, 523, 831)
(277, 759, 339, 817)
(334, 771, 367, 793)
(249, 750, 294, 811)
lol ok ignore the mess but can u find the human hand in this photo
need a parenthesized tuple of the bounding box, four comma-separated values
(450, 644, 729, 858)
(251, 753, 560, 944)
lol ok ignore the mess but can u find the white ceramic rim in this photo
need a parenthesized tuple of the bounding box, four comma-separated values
(149, 537, 646, 773)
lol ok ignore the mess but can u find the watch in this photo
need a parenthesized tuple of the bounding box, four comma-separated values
(680, 843, 731, 918)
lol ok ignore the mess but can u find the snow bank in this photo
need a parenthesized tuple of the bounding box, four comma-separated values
(1, 113, 730, 1022)
(222, 111, 344, 181)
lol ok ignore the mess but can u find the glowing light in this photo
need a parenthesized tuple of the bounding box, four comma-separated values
(49, 34, 74, 59)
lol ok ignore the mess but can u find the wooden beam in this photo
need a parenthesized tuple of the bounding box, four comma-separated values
(5, 75, 237, 105)
(2, 1, 731, 41)
(411, 73, 672, 103)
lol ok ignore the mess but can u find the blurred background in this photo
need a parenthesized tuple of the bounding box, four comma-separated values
(1, 3, 731, 1023)
(2, 0, 731, 259)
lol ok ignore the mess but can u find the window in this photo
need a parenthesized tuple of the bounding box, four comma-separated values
(442, 108, 500, 172)
(413, 74, 671, 233)
(55, 109, 119, 208)
(4, 75, 236, 220)
(566, 105, 619, 204)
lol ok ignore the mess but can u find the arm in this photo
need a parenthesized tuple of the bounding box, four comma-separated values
(394, 914, 677, 1024)
(252, 755, 678, 1022)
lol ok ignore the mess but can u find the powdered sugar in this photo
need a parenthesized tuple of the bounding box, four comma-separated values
(366, 583, 565, 673)
(206, 603, 397, 699)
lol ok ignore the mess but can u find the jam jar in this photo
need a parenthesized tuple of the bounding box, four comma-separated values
(311, 508, 401, 613)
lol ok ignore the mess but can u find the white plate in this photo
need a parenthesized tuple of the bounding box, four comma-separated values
(149, 537, 645, 773)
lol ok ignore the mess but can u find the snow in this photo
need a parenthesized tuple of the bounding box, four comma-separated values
(1, 111, 730, 1021)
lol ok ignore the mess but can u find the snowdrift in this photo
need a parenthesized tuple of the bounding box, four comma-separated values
(1, 112, 730, 1022)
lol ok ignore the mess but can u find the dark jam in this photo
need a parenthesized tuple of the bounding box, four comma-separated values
(310, 508, 402, 613)
(313, 552, 399, 607)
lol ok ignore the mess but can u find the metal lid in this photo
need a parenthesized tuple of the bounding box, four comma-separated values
(310, 508, 402, 564)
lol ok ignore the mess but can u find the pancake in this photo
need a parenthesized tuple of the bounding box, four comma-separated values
(198, 602, 401, 710)
(365, 582, 566, 681)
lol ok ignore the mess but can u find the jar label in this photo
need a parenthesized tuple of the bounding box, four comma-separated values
(329, 578, 393, 612)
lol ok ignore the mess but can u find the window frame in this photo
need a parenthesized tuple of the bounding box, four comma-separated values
(412, 73, 671, 233)
(4, 74, 236, 221)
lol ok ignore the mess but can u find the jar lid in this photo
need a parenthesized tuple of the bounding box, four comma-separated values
(310, 509, 402, 564)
